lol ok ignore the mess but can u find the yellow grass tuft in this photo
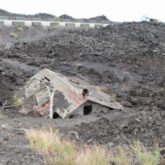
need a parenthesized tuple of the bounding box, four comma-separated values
(26, 128, 60, 156)
(26, 129, 161, 165)
(111, 146, 133, 165)
(26, 128, 76, 164)
(131, 141, 160, 165)
(76, 146, 110, 165)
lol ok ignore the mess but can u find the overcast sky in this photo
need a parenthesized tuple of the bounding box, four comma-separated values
(0, 0, 164, 22)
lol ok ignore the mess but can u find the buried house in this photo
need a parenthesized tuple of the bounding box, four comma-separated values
(21, 68, 122, 118)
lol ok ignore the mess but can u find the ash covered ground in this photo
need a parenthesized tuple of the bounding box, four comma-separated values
(0, 21, 165, 164)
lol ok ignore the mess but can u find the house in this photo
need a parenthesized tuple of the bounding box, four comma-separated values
(21, 68, 122, 118)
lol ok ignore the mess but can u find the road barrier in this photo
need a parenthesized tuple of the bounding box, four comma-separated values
(0, 19, 109, 28)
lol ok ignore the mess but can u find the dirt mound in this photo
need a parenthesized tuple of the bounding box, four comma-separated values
(74, 111, 165, 146)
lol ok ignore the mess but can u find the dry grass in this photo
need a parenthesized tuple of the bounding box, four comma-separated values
(26, 128, 76, 164)
(131, 141, 160, 165)
(111, 146, 133, 165)
(26, 128, 60, 156)
(26, 128, 161, 165)
(48, 139, 76, 165)
(76, 146, 110, 165)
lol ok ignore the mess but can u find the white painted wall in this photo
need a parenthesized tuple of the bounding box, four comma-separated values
(89, 23, 95, 28)
(4, 20, 12, 26)
(24, 21, 32, 26)
(75, 23, 81, 28)
(42, 21, 51, 27)
(59, 22, 66, 27)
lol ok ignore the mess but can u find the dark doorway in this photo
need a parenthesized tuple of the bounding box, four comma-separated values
(83, 105, 92, 115)
(53, 112, 60, 119)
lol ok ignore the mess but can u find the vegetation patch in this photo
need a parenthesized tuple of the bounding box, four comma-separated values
(26, 128, 162, 165)
(11, 95, 22, 107)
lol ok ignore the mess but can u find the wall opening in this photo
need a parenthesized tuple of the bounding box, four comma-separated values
(109, 107, 114, 110)
(53, 112, 60, 119)
(83, 105, 92, 115)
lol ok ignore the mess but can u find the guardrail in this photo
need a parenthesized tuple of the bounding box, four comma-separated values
(0, 19, 109, 28)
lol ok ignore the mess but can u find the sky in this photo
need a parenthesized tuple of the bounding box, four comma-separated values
(0, 0, 165, 22)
